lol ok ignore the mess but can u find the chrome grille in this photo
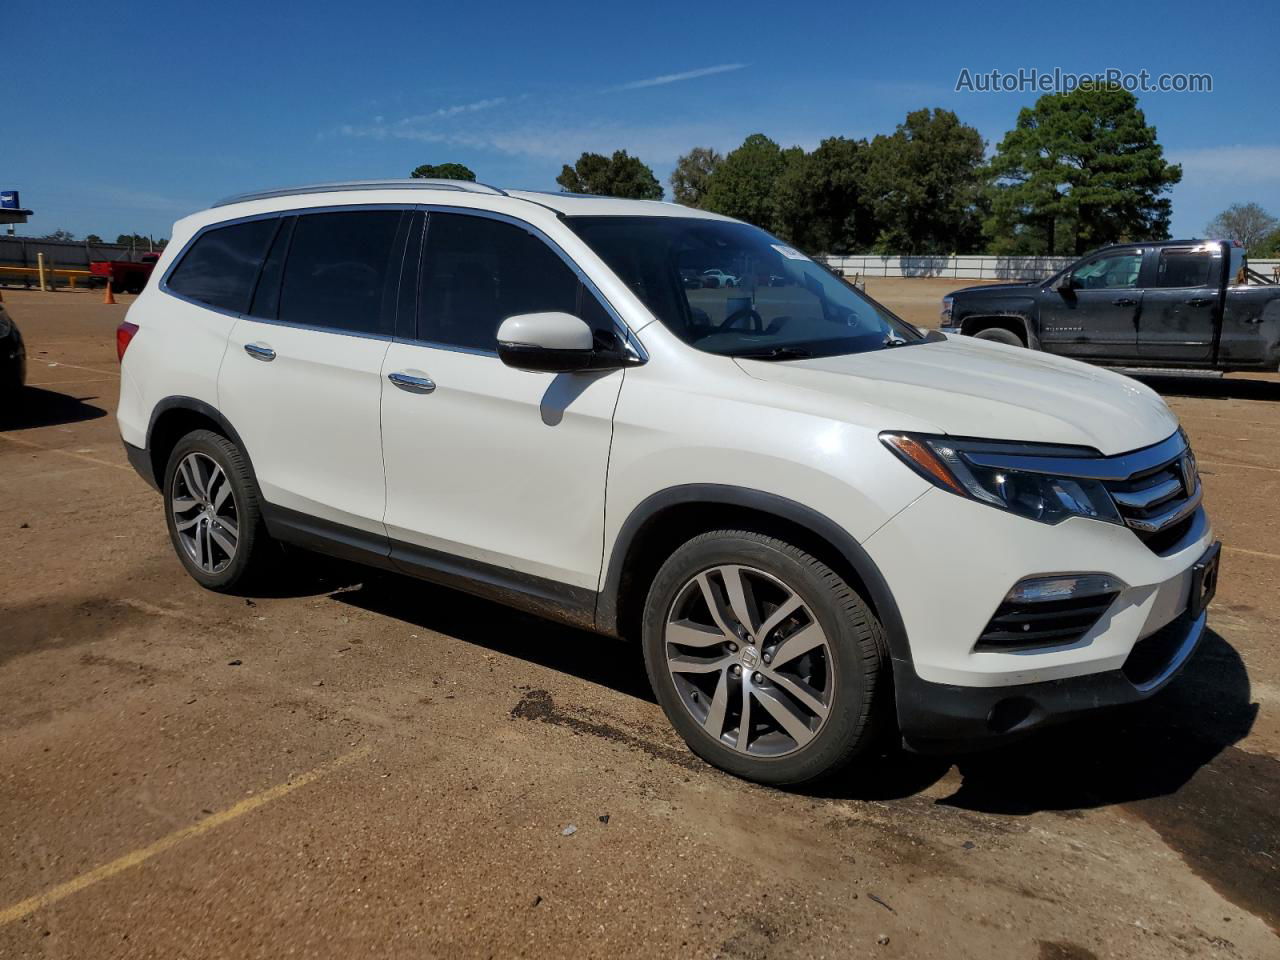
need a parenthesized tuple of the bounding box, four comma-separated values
(1102, 438, 1201, 552)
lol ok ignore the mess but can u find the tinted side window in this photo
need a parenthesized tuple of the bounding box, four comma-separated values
(418, 213, 580, 350)
(1156, 249, 1212, 288)
(167, 218, 277, 313)
(1071, 250, 1142, 290)
(278, 210, 404, 335)
(248, 216, 294, 319)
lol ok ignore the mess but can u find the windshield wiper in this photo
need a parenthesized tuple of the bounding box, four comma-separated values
(734, 346, 814, 361)
(882, 335, 912, 348)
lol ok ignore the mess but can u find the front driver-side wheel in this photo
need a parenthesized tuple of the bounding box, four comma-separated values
(973, 327, 1024, 347)
(162, 429, 273, 592)
(641, 530, 889, 785)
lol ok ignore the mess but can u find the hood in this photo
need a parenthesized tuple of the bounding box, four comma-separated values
(735, 336, 1177, 456)
(948, 281, 1040, 297)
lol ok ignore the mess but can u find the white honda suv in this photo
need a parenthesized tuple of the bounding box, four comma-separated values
(117, 179, 1219, 785)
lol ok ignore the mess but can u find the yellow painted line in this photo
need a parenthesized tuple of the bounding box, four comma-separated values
(37, 361, 120, 378)
(1198, 459, 1280, 476)
(28, 377, 119, 386)
(0, 745, 371, 927)
(1223, 544, 1280, 563)
(0, 432, 131, 473)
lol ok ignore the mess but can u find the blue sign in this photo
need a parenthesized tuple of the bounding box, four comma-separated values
(0, 191, 19, 210)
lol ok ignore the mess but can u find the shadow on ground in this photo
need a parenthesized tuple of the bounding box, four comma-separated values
(268, 559, 1276, 927)
(1136, 374, 1280, 403)
(0, 387, 106, 430)
(304, 561, 655, 702)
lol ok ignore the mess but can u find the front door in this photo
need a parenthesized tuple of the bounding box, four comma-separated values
(219, 209, 410, 536)
(1138, 245, 1219, 364)
(380, 210, 626, 598)
(1039, 247, 1144, 361)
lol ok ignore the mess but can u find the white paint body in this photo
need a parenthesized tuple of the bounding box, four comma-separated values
(117, 185, 1213, 691)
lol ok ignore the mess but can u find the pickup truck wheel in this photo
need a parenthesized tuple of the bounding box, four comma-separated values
(162, 429, 275, 592)
(641, 530, 888, 786)
(973, 327, 1024, 347)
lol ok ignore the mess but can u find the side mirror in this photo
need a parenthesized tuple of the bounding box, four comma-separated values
(497, 312, 599, 373)
(1054, 274, 1077, 295)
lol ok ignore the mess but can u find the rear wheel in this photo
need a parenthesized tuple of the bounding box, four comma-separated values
(162, 429, 273, 591)
(642, 530, 888, 785)
(973, 326, 1024, 347)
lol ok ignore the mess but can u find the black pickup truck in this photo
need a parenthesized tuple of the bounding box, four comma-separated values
(940, 240, 1280, 371)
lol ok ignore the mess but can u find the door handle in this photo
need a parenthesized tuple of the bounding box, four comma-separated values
(1185, 297, 1213, 307)
(388, 371, 436, 394)
(1111, 298, 1137, 307)
(244, 342, 275, 362)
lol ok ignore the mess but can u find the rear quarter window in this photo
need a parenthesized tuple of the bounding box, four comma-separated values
(166, 218, 279, 313)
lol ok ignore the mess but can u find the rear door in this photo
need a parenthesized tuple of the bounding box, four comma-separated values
(1138, 244, 1219, 364)
(379, 209, 625, 597)
(1039, 247, 1144, 360)
(219, 208, 410, 538)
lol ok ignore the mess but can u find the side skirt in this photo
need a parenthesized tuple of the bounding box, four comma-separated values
(261, 503, 598, 631)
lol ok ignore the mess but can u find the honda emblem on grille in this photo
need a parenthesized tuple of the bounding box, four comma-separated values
(1179, 451, 1198, 496)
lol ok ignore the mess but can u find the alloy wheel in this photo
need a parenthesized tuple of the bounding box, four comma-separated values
(170, 451, 239, 574)
(663, 564, 834, 757)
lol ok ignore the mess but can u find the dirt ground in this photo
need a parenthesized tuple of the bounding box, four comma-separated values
(1, 283, 1276, 960)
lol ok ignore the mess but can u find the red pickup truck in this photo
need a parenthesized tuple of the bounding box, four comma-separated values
(89, 252, 161, 294)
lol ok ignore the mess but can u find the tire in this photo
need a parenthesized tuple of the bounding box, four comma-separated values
(641, 530, 888, 786)
(162, 429, 274, 592)
(973, 326, 1024, 347)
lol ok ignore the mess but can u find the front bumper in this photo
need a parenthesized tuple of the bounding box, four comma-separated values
(895, 605, 1207, 751)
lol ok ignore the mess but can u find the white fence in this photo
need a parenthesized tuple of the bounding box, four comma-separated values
(819, 253, 1280, 282)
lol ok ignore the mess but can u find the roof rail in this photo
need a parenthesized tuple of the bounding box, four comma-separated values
(212, 178, 507, 208)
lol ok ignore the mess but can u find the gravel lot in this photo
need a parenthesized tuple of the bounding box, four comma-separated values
(1, 282, 1276, 959)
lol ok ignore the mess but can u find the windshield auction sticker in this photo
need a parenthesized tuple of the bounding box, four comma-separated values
(771, 243, 810, 261)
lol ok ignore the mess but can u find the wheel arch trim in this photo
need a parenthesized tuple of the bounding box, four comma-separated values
(596, 484, 912, 667)
(143, 397, 261, 496)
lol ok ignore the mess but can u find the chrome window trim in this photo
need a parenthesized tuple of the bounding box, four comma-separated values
(159, 204, 419, 342)
(962, 430, 1186, 481)
(403, 204, 648, 364)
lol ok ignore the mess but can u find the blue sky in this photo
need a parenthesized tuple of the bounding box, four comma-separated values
(8, 0, 1278, 244)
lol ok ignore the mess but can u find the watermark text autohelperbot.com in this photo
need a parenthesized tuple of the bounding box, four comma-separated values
(955, 67, 1212, 94)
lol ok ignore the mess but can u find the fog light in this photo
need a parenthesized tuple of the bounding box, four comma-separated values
(1005, 574, 1124, 604)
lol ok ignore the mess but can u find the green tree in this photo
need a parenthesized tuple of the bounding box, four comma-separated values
(862, 108, 986, 254)
(984, 87, 1181, 255)
(703, 134, 788, 229)
(1256, 228, 1280, 259)
(42, 229, 75, 241)
(670, 147, 722, 208)
(771, 138, 874, 253)
(1206, 202, 1278, 254)
(556, 150, 663, 199)
(410, 162, 476, 181)
(85, 234, 103, 244)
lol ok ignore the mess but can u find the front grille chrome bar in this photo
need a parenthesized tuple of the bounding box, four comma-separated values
(1111, 475, 1184, 510)
(1122, 483, 1203, 533)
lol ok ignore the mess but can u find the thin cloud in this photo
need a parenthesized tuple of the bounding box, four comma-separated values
(1173, 145, 1280, 183)
(609, 63, 747, 92)
(398, 96, 509, 125)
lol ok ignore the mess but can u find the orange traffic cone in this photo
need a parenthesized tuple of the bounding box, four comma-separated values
(103, 280, 117, 305)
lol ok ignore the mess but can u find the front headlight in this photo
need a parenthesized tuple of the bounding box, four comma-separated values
(881, 432, 1122, 526)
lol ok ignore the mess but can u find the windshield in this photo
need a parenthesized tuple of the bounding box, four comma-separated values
(566, 216, 923, 359)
